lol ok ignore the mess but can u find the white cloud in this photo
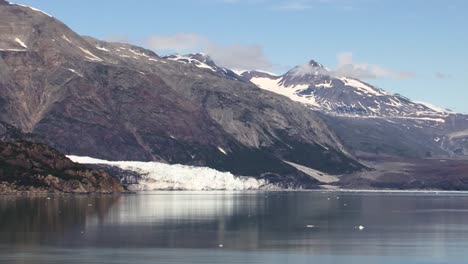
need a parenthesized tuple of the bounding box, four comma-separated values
(273, 1, 313, 10)
(205, 43, 272, 70)
(333, 52, 415, 79)
(435, 72, 451, 79)
(220, 0, 370, 11)
(144, 33, 272, 70)
(145, 33, 208, 51)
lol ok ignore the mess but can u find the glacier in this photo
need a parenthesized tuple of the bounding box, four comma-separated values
(68, 156, 272, 191)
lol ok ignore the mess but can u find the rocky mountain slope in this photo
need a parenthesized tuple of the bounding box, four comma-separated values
(240, 60, 468, 159)
(0, 1, 365, 188)
(0, 121, 123, 193)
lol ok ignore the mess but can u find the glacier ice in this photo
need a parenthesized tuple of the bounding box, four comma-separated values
(68, 156, 270, 191)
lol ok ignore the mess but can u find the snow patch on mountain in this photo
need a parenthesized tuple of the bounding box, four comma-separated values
(78, 47, 103, 62)
(166, 54, 217, 72)
(68, 156, 270, 191)
(129, 49, 150, 58)
(337, 77, 386, 96)
(9, 2, 52, 17)
(414, 101, 450, 114)
(14, 38, 27, 48)
(67, 68, 83, 77)
(96, 46, 110, 52)
(251, 76, 319, 107)
(62, 35, 72, 43)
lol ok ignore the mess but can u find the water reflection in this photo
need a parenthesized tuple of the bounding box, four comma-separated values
(0, 195, 121, 246)
(1, 191, 468, 263)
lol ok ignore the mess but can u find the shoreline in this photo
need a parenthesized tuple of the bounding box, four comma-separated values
(2, 188, 468, 196)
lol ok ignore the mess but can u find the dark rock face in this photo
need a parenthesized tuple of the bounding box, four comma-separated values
(0, 141, 124, 193)
(0, 3, 365, 186)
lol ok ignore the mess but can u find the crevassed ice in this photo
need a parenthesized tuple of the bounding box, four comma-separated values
(68, 156, 269, 191)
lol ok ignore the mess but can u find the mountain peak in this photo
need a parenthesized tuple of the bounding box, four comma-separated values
(186, 53, 216, 66)
(307, 59, 324, 68)
(285, 59, 329, 79)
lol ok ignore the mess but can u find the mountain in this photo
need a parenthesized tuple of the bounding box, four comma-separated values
(0, 2, 365, 188)
(163, 53, 245, 82)
(241, 60, 450, 118)
(240, 60, 468, 159)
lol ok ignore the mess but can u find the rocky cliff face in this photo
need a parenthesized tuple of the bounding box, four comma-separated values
(0, 140, 124, 193)
(0, 2, 365, 186)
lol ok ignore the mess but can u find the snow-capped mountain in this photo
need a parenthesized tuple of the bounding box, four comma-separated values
(163, 53, 245, 82)
(241, 60, 450, 119)
(239, 59, 468, 159)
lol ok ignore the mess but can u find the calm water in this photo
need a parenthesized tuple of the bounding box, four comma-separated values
(1, 191, 468, 264)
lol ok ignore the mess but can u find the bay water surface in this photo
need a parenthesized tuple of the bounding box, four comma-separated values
(1, 191, 468, 263)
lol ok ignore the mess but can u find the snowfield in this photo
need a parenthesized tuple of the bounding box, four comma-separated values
(68, 156, 271, 191)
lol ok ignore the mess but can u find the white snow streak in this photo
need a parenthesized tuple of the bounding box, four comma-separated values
(96, 46, 110, 52)
(168, 55, 217, 72)
(415, 101, 450, 114)
(10, 3, 53, 17)
(62, 35, 72, 43)
(217, 147, 228, 155)
(250, 77, 319, 107)
(79, 47, 103, 62)
(14, 38, 27, 48)
(67, 68, 83, 77)
(337, 77, 383, 96)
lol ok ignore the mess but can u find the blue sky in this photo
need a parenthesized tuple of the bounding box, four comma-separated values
(12, 0, 468, 113)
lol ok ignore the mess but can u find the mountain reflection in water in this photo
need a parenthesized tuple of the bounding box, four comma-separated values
(1, 191, 468, 264)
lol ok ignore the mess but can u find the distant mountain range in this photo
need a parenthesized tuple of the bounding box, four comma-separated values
(1, 1, 468, 190)
(168, 53, 468, 160)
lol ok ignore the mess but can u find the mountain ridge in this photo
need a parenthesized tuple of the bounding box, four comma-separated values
(0, 2, 365, 188)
